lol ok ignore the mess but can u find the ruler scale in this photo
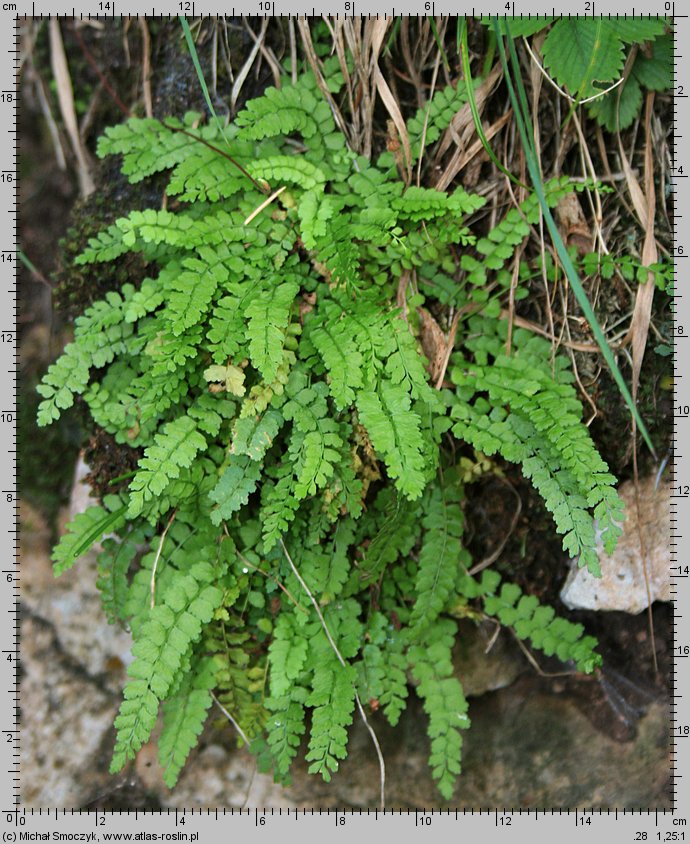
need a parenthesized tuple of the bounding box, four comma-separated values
(6, 4, 687, 839)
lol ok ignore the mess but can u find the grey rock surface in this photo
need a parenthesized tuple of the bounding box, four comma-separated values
(560, 475, 671, 614)
(453, 620, 526, 697)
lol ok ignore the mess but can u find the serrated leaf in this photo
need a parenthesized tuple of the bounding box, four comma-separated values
(587, 76, 643, 132)
(203, 363, 246, 396)
(245, 282, 300, 381)
(542, 19, 626, 99)
(209, 454, 262, 524)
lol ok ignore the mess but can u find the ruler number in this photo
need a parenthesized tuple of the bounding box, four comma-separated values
(179, 1, 192, 9)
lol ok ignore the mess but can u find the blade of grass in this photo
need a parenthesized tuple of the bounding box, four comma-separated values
(429, 18, 451, 73)
(180, 17, 228, 143)
(68, 505, 128, 563)
(179, 17, 268, 194)
(458, 18, 526, 189)
(493, 17, 655, 455)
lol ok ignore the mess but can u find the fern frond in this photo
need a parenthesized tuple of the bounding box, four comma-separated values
(450, 319, 623, 575)
(97, 114, 216, 182)
(307, 302, 364, 410)
(385, 314, 436, 402)
(283, 379, 344, 500)
(357, 612, 408, 726)
(461, 178, 576, 286)
(260, 466, 301, 551)
(231, 410, 284, 461)
(236, 84, 335, 143)
(264, 689, 307, 778)
(408, 619, 470, 800)
(162, 246, 230, 336)
(128, 416, 207, 518)
(406, 83, 470, 160)
(248, 155, 327, 191)
(36, 343, 92, 425)
(409, 479, 467, 637)
(79, 208, 264, 263)
(305, 661, 356, 780)
(482, 580, 601, 672)
(167, 143, 248, 202)
(209, 454, 263, 524)
(268, 613, 309, 698)
(245, 280, 300, 381)
(96, 526, 148, 622)
(356, 381, 428, 499)
(37, 288, 137, 424)
(110, 561, 224, 772)
(158, 654, 218, 788)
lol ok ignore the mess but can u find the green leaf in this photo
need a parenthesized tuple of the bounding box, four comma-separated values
(158, 655, 218, 788)
(231, 410, 284, 461)
(53, 505, 127, 576)
(542, 19, 626, 99)
(209, 455, 262, 524)
(356, 381, 428, 500)
(245, 281, 300, 381)
(128, 416, 207, 518)
(203, 363, 246, 396)
(110, 562, 224, 772)
(632, 33, 673, 90)
(587, 76, 643, 132)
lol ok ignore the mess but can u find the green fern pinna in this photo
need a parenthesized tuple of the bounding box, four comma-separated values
(38, 58, 618, 800)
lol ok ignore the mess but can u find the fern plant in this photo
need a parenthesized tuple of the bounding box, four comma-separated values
(38, 56, 622, 801)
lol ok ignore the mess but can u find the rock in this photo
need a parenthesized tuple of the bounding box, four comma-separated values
(453, 619, 526, 697)
(560, 475, 670, 614)
(67, 454, 100, 521)
(20, 612, 121, 808)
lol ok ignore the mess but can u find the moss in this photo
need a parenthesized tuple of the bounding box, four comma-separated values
(82, 422, 143, 499)
(52, 155, 165, 317)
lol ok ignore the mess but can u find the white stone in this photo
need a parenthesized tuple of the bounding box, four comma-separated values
(560, 474, 671, 614)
